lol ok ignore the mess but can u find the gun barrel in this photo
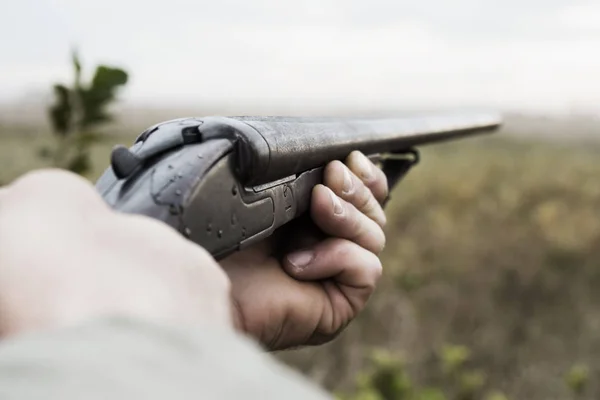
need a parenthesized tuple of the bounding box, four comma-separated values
(224, 112, 501, 185)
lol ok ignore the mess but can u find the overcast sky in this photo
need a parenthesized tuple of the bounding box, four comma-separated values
(1, 0, 600, 114)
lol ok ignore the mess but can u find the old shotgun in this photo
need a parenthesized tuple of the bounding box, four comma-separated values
(96, 113, 502, 259)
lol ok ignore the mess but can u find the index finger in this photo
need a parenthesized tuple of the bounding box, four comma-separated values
(345, 151, 389, 204)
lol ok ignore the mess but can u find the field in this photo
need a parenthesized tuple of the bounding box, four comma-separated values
(1, 120, 600, 399)
(282, 135, 600, 400)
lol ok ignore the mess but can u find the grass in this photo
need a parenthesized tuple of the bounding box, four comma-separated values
(2, 126, 600, 399)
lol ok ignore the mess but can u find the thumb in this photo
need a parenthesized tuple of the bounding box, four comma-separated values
(283, 238, 382, 290)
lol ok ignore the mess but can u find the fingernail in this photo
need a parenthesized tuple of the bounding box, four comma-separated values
(287, 250, 314, 270)
(342, 167, 353, 194)
(329, 188, 344, 215)
(357, 154, 374, 181)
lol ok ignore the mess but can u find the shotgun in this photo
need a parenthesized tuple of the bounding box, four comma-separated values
(96, 113, 502, 259)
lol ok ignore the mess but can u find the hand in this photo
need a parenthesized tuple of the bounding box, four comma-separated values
(0, 170, 232, 337)
(220, 151, 388, 351)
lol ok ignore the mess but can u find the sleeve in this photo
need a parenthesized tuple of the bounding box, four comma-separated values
(0, 317, 332, 400)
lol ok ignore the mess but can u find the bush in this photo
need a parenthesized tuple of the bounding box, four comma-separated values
(337, 346, 506, 400)
(45, 51, 128, 175)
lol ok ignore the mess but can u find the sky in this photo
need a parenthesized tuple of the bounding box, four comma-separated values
(1, 0, 600, 115)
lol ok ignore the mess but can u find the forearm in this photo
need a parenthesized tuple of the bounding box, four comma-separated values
(0, 317, 331, 400)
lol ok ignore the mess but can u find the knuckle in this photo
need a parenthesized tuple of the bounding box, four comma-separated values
(348, 207, 386, 254)
(348, 210, 364, 239)
(12, 169, 84, 191)
(5, 169, 104, 211)
(11, 169, 96, 201)
(368, 201, 386, 227)
(335, 238, 357, 259)
(361, 193, 377, 214)
(354, 180, 369, 205)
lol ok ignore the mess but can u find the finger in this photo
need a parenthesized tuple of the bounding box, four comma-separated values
(323, 160, 386, 227)
(346, 151, 389, 204)
(311, 185, 385, 254)
(283, 238, 382, 311)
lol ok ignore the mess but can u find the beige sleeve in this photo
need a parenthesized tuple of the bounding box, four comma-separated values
(0, 317, 332, 400)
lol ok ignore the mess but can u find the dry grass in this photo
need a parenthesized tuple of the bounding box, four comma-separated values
(278, 136, 600, 400)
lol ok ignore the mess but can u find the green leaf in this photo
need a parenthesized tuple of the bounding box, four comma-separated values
(46, 52, 129, 176)
(92, 65, 128, 89)
(48, 84, 72, 136)
(79, 66, 128, 128)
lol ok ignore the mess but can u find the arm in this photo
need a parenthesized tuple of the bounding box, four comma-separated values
(0, 318, 331, 400)
(0, 170, 331, 399)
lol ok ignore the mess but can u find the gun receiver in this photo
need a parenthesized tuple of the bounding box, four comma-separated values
(96, 113, 501, 259)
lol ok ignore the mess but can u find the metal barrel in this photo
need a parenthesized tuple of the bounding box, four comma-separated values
(229, 112, 502, 184)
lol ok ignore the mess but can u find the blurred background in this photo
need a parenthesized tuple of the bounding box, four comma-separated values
(1, 0, 600, 399)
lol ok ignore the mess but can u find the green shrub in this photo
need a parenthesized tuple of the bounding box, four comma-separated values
(339, 347, 506, 400)
(565, 364, 589, 397)
(45, 51, 128, 175)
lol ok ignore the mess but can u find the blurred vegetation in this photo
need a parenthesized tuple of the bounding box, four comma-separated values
(44, 51, 128, 176)
(334, 345, 502, 400)
(0, 116, 599, 399)
(276, 135, 600, 400)
(334, 344, 590, 400)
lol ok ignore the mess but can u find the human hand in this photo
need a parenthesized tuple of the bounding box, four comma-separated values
(220, 151, 388, 351)
(0, 170, 232, 337)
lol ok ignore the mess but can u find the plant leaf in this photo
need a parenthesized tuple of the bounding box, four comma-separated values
(48, 84, 72, 136)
